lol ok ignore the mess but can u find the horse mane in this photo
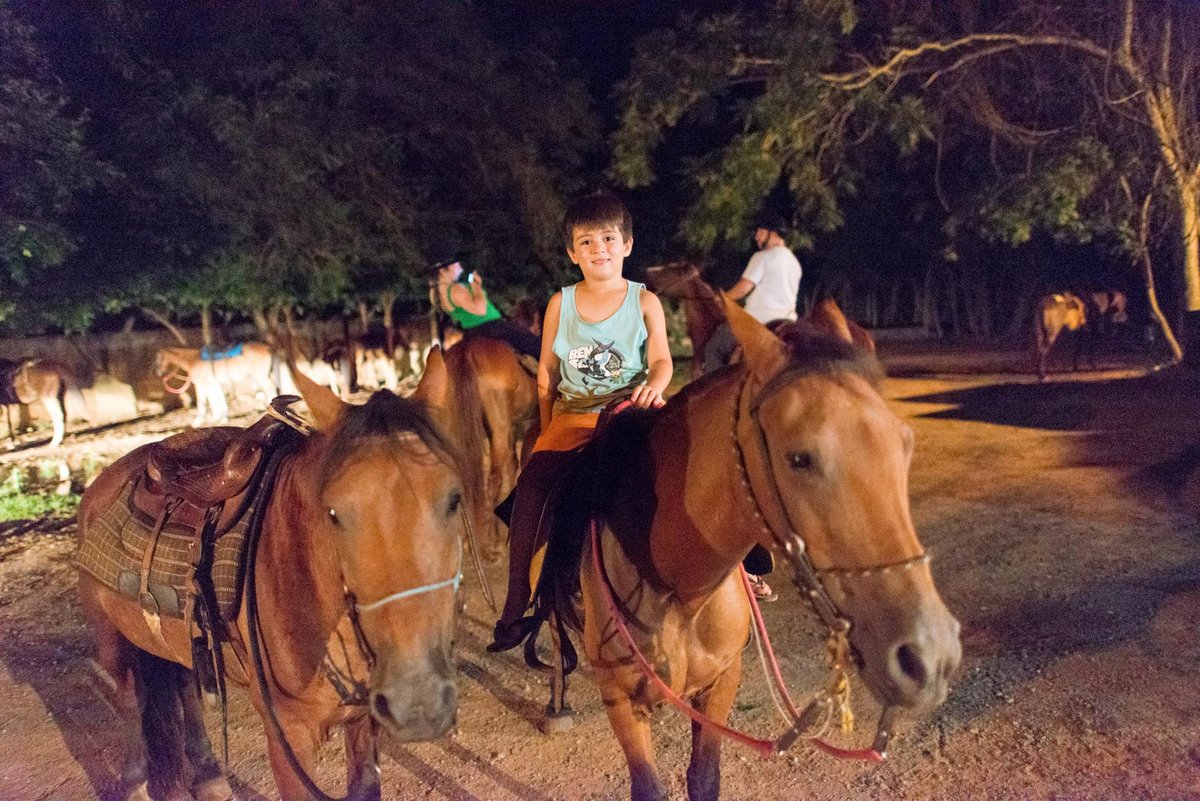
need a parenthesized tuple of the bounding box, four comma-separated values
(321, 390, 464, 481)
(774, 322, 885, 391)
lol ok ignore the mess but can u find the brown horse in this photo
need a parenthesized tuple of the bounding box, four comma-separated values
(1035, 292, 1088, 380)
(644, 260, 724, 377)
(528, 297, 960, 801)
(0, 358, 88, 447)
(154, 343, 279, 426)
(76, 356, 464, 801)
(443, 336, 538, 558)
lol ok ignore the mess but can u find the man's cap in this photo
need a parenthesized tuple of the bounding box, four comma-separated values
(750, 213, 789, 235)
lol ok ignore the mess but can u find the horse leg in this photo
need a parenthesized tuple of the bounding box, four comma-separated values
(41, 395, 65, 447)
(344, 716, 382, 801)
(191, 382, 208, 427)
(260, 708, 325, 801)
(603, 694, 668, 801)
(179, 673, 233, 801)
(685, 659, 742, 801)
(543, 612, 575, 734)
(86, 618, 152, 801)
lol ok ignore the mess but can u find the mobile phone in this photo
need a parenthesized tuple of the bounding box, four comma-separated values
(467, 272, 476, 282)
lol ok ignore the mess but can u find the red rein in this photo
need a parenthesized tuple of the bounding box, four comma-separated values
(590, 523, 885, 762)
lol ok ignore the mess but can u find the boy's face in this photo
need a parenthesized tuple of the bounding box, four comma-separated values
(567, 222, 632, 283)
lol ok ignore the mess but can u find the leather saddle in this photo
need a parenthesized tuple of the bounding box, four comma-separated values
(145, 395, 301, 508)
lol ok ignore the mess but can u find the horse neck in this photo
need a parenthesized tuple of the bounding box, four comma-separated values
(638, 370, 762, 603)
(254, 438, 347, 675)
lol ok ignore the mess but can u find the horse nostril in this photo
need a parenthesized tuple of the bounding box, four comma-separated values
(895, 644, 928, 687)
(372, 692, 393, 723)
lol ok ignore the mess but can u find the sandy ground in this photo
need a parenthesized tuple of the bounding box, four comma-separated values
(0, 340, 1198, 801)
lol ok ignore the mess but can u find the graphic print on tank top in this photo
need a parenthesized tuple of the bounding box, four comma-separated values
(566, 340, 627, 384)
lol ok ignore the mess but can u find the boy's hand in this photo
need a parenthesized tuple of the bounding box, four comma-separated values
(630, 383, 666, 409)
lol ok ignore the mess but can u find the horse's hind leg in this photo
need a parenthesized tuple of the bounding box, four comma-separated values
(344, 716, 382, 801)
(41, 396, 64, 447)
(179, 675, 233, 801)
(85, 621, 151, 801)
(685, 659, 742, 801)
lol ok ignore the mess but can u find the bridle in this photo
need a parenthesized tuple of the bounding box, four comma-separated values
(731, 365, 929, 757)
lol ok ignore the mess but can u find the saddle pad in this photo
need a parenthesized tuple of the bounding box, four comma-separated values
(74, 474, 255, 622)
(200, 342, 244, 361)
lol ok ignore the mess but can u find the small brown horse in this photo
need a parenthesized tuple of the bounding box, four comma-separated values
(77, 356, 464, 801)
(644, 261, 724, 377)
(155, 343, 279, 426)
(530, 297, 960, 801)
(443, 336, 538, 558)
(1035, 292, 1088, 380)
(0, 358, 88, 446)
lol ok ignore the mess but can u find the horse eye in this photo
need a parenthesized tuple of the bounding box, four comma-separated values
(787, 451, 816, 471)
(328, 508, 341, 527)
(446, 490, 462, 517)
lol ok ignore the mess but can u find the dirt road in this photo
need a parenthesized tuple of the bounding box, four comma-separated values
(1, 352, 1198, 800)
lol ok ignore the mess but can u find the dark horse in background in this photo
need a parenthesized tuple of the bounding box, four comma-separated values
(0, 358, 88, 447)
(1035, 290, 1129, 381)
(76, 355, 464, 801)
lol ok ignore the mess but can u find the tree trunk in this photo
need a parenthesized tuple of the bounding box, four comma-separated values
(381, 291, 397, 357)
(140, 307, 188, 346)
(358, 300, 371, 335)
(200, 303, 214, 349)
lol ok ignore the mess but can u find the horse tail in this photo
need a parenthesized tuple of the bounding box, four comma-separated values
(57, 364, 91, 424)
(133, 649, 189, 793)
(443, 344, 489, 546)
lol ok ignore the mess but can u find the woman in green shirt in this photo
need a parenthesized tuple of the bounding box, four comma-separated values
(433, 258, 540, 358)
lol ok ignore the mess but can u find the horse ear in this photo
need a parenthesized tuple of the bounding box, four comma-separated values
(290, 361, 347, 430)
(413, 346, 449, 408)
(809, 298, 854, 344)
(721, 294, 788, 380)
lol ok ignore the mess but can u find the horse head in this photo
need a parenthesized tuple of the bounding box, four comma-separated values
(291, 358, 463, 741)
(644, 260, 705, 299)
(723, 295, 961, 712)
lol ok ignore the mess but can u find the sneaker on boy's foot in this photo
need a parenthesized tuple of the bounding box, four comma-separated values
(748, 574, 778, 603)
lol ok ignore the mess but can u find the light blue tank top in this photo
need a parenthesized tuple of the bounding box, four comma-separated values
(552, 281, 648, 415)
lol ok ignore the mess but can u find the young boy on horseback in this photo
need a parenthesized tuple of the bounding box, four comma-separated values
(489, 189, 673, 652)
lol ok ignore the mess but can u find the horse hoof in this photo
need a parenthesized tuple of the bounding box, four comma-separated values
(542, 709, 575, 735)
(125, 782, 153, 801)
(193, 775, 234, 801)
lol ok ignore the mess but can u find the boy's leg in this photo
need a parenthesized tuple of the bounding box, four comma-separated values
(489, 448, 575, 652)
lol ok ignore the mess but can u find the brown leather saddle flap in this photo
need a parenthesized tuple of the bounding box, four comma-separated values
(145, 415, 278, 508)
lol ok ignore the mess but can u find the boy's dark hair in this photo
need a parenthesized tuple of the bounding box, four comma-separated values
(562, 190, 633, 249)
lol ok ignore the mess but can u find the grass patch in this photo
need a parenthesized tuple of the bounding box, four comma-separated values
(0, 467, 80, 522)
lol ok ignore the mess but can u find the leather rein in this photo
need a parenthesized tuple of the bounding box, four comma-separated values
(592, 367, 930, 761)
(242, 417, 464, 801)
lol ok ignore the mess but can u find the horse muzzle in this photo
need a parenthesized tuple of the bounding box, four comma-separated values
(368, 647, 457, 741)
(827, 567, 962, 711)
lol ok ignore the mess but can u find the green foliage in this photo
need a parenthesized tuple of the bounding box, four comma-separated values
(0, 466, 79, 522)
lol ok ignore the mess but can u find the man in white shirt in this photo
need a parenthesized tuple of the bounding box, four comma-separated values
(703, 213, 802, 374)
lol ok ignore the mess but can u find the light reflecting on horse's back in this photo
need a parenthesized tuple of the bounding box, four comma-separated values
(76, 356, 464, 801)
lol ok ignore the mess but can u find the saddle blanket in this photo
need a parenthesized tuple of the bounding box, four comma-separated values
(200, 343, 244, 361)
(74, 474, 256, 622)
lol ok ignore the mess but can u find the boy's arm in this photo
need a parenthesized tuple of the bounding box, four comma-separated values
(630, 290, 673, 409)
(537, 292, 564, 430)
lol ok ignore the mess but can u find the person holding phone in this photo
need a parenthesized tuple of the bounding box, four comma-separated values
(432, 257, 541, 358)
